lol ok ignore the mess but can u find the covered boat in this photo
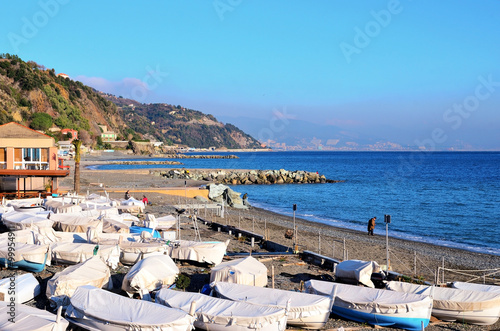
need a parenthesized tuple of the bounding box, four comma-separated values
(50, 242, 120, 269)
(46, 256, 111, 308)
(451, 281, 500, 293)
(122, 255, 179, 297)
(119, 241, 167, 265)
(335, 259, 380, 288)
(1, 211, 53, 230)
(212, 281, 332, 329)
(157, 288, 288, 331)
(210, 256, 268, 287)
(0, 273, 40, 303)
(0, 302, 69, 330)
(306, 280, 432, 331)
(168, 240, 228, 265)
(65, 285, 195, 331)
(50, 214, 102, 232)
(0, 240, 49, 272)
(386, 281, 500, 326)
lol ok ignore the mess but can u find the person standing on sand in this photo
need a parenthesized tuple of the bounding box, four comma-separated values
(368, 217, 376, 236)
(125, 190, 131, 200)
(142, 195, 148, 206)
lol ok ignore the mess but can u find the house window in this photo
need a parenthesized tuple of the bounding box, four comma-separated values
(14, 148, 49, 170)
(0, 148, 5, 169)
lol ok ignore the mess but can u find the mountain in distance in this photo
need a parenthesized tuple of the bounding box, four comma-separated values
(218, 115, 404, 150)
(104, 94, 262, 149)
(0, 53, 261, 150)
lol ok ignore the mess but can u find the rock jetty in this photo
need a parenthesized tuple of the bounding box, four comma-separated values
(108, 160, 183, 165)
(150, 169, 343, 184)
(159, 154, 239, 159)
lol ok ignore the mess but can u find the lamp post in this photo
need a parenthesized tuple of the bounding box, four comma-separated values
(293, 204, 297, 252)
(384, 214, 391, 272)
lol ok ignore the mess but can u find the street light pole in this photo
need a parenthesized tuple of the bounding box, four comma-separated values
(293, 204, 297, 252)
(385, 214, 391, 272)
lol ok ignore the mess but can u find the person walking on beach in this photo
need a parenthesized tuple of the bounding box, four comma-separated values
(142, 195, 148, 206)
(368, 217, 376, 236)
(125, 190, 131, 200)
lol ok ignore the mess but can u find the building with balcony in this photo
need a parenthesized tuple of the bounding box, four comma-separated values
(0, 122, 69, 197)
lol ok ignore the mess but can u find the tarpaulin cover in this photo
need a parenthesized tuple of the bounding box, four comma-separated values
(1, 211, 53, 230)
(46, 256, 111, 307)
(102, 218, 130, 233)
(167, 240, 227, 265)
(386, 281, 500, 312)
(0, 239, 49, 264)
(0, 301, 69, 331)
(335, 260, 380, 288)
(212, 281, 332, 328)
(452, 281, 500, 293)
(44, 200, 82, 214)
(157, 288, 288, 331)
(121, 254, 179, 296)
(210, 256, 268, 287)
(50, 242, 120, 269)
(306, 280, 433, 316)
(50, 214, 101, 233)
(66, 285, 195, 331)
(119, 241, 166, 265)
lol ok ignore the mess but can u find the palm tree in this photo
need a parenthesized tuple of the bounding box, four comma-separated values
(72, 139, 82, 194)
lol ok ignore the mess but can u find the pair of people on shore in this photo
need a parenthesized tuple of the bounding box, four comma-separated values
(368, 217, 376, 236)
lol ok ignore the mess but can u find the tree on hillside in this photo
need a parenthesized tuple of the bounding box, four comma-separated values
(72, 139, 82, 194)
(30, 112, 53, 131)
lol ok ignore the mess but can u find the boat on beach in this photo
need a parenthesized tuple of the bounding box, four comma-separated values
(0, 302, 69, 331)
(0, 273, 40, 303)
(65, 285, 195, 331)
(210, 256, 268, 287)
(0, 240, 50, 272)
(451, 281, 500, 293)
(386, 280, 500, 326)
(305, 279, 433, 331)
(46, 256, 111, 308)
(156, 288, 288, 331)
(211, 281, 332, 329)
(167, 240, 228, 265)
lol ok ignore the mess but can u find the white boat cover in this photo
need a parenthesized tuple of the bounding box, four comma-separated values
(122, 255, 179, 296)
(386, 281, 500, 314)
(50, 214, 102, 233)
(144, 214, 177, 230)
(119, 241, 167, 265)
(1, 211, 53, 230)
(210, 256, 268, 287)
(168, 240, 227, 265)
(46, 256, 111, 307)
(452, 281, 500, 293)
(0, 239, 49, 264)
(0, 229, 36, 244)
(335, 260, 380, 288)
(157, 289, 288, 331)
(0, 205, 14, 215)
(66, 285, 195, 331)
(212, 281, 332, 328)
(102, 218, 130, 233)
(0, 302, 69, 331)
(50, 242, 120, 269)
(44, 200, 82, 213)
(306, 280, 433, 316)
(0, 273, 40, 303)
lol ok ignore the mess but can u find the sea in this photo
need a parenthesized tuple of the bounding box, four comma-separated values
(92, 151, 500, 256)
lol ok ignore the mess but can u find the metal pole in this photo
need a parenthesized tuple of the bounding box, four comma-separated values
(414, 251, 417, 276)
(343, 237, 346, 260)
(293, 204, 297, 250)
(318, 230, 321, 255)
(386, 221, 389, 272)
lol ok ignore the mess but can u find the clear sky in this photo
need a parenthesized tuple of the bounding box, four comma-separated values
(1, 0, 499, 149)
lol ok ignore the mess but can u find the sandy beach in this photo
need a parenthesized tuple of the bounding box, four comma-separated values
(50, 156, 500, 330)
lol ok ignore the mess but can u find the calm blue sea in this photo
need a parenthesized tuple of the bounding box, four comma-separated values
(93, 152, 500, 255)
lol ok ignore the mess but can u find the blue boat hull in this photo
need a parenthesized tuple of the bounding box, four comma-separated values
(130, 226, 161, 238)
(332, 306, 429, 331)
(0, 253, 47, 273)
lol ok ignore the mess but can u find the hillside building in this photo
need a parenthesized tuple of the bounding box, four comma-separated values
(99, 125, 117, 142)
(0, 122, 69, 197)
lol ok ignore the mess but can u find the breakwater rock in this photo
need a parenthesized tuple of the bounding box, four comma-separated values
(159, 154, 239, 159)
(150, 168, 343, 184)
(108, 160, 183, 165)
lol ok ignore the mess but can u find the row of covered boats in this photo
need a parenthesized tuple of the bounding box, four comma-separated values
(0, 193, 498, 330)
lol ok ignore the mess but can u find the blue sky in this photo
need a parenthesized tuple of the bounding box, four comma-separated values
(1, 0, 499, 149)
